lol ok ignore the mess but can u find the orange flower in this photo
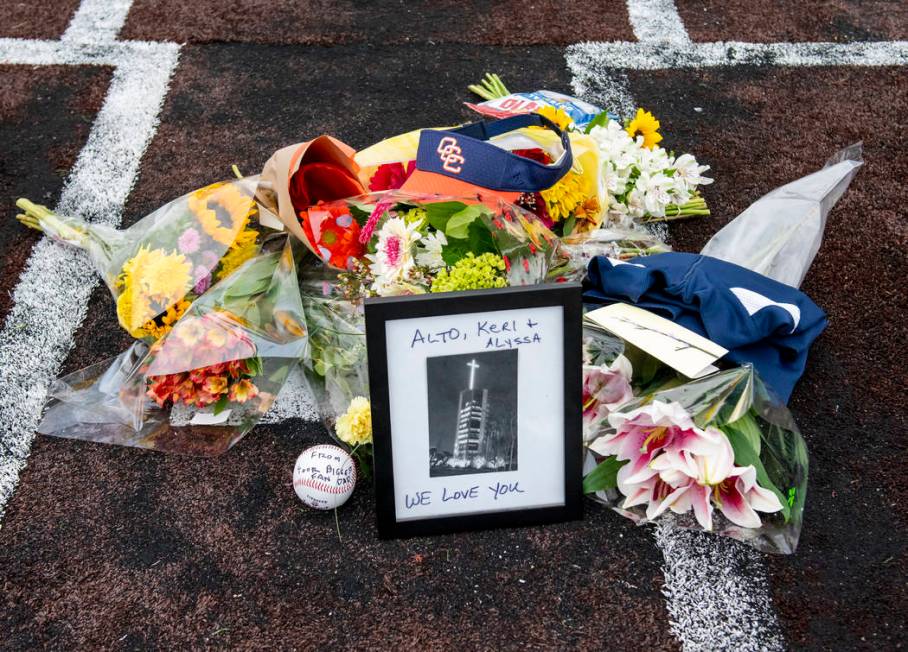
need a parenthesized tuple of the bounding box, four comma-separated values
(229, 379, 259, 403)
(203, 376, 229, 396)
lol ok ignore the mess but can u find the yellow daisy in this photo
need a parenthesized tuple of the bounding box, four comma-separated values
(626, 108, 663, 149)
(189, 182, 257, 246)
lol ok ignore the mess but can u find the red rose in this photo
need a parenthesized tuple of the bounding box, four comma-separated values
(289, 162, 364, 214)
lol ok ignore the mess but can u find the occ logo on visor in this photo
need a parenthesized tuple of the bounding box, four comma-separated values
(436, 136, 465, 174)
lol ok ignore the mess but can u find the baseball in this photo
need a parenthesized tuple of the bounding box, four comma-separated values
(292, 444, 357, 510)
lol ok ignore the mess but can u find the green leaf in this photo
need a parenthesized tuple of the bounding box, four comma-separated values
(583, 455, 628, 493)
(212, 394, 230, 415)
(426, 201, 468, 232)
(349, 204, 371, 228)
(722, 423, 790, 522)
(245, 356, 264, 377)
(441, 238, 470, 266)
(562, 215, 577, 236)
(445, 205, 483, 239)
(583, 110, 612, 134)
(466, 219, 499, 256)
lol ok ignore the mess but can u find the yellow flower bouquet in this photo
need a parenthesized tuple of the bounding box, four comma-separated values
(17, 177, 272, 342)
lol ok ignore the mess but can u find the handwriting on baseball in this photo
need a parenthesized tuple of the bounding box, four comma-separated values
(404, 481, 525, 509)
(299, 450, 355, 487)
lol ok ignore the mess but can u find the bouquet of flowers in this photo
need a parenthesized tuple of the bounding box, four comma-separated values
(585, 110, 712, 227)
(581, 326, 808, 554)
(466, 75, 713, 230)
(17, 177, 268, 341)
(38, 239, 308, 455)
(293, 191, 565, 465)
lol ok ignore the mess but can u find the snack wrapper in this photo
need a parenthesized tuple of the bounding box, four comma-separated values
(18, 177, 271, 342)
(465, 90, 609, 130)
(582, 330, 809, 554)
(38, 239, 307, 456)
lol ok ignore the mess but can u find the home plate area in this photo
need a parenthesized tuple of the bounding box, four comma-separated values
(0, 0, 906, 649)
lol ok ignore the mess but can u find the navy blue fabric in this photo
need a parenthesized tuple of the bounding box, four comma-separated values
(582, 253, 828, 402)
(415, 114, 572, 192)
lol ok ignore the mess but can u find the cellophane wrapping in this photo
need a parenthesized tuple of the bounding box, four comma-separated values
(39, 238, 307, 455)
(700, 143, 862, 287)
(296, 191, 564, 445)
(19, 177, 272, 342)
(582, 326, 808, 554)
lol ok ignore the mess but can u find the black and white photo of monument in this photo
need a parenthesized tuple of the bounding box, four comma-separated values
(426, 349, 518, 477)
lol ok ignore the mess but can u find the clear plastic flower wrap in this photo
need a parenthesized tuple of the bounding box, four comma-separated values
(552, 225, 672, 282)
(17, 177, 271, 341)
(38, 238, 307, 456)
(700, 143, 862, 287)
(582, 332, 809, 554)
(294, 191, 565, 459)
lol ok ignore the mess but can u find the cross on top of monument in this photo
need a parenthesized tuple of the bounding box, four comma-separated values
(467, 359, 480, 390)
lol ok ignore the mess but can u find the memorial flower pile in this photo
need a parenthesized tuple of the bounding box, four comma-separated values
(11, 79, 850, 554)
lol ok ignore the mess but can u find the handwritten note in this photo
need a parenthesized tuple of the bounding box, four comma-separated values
(409, 317, 543, 350)
(584, 303, 727, 378)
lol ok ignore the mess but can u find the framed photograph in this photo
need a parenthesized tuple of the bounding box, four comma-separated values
(365, 283, 583, 538)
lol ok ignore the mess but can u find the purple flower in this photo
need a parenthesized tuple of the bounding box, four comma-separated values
(192, 266, 212, 294)
(178, 228, 201, 254)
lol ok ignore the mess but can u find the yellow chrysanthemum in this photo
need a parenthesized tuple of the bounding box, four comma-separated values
(116, 247, 192, 337)
(535, 105, 574, 132)
(626, 108, 662, 150)
(335, 396, 372, 446)
(541, 169, 586, 223)
(118, 246, 193, 303)
(216, 228, 260, 280)
(189, 182, 257, 246)
(116, 286, 155, 337)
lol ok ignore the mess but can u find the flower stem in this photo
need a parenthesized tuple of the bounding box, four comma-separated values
(15, 198, 91, 246)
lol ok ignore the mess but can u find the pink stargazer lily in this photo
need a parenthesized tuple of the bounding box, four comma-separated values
(582, 355, 633, 439)
(590, 400, 725, 493)
(651, 440, 783, 530)
(649, 428, 783, 530)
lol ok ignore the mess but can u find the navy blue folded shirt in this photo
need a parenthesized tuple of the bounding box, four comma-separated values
(583, 253, 827, 402)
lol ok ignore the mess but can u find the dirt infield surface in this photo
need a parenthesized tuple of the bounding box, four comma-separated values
(0, 1, 906, 650)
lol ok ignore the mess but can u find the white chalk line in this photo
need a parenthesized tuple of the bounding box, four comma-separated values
(0, 2, 181, 524)
(62, 0, 134, 44)
(567, 39, 908, 71)
(626, 0, 691, 44)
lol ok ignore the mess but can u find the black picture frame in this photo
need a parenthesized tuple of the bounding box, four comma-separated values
(365, 283, 583, 539)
